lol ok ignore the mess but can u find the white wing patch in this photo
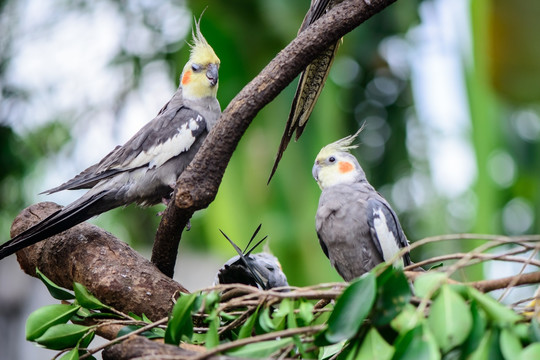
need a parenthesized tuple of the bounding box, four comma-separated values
(372, 207, 403, 268)
(122, 116, 201, 170)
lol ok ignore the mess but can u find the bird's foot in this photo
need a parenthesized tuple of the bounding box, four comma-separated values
(185, 220, 191, 231)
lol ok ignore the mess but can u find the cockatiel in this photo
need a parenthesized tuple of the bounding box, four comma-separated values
(268, 0, 343, 183)
(0, 19, 221, 260)
(312, 129, 411, 281)
(214, 225, 289, 290)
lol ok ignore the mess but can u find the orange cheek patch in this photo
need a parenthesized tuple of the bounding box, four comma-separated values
(338, 161, 354, 173)
(181, 71, 191, 85)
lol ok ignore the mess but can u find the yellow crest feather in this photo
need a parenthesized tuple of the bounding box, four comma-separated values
(188, 14, 220, 65)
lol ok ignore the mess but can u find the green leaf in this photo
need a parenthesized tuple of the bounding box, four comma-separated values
(73, 282, 107, 310)
(272, 299, 291, 331)
(226, 338, 294, 358)
(316, 272, 376, 345)
(518, 343, 540, 360)
(205, 315, 220, 349)
(298, 300, 315, 326)
(468, 330, 496, 360)
(79, 331, 95, 349)
(500, 328, 523, 359)
(461, 300, 487, 358)
(393, 325, 440, 360)
(355, 327, 394, 360)
(390, 304, 423, 334)
(468, 288, 521, 325)
(238, 307, 259, 339)
(26, 304, 81, 341)
(318, 342, 346, 360)
(372, 266, 411, 326)
(204, 291, 220, 312)
(59, 347, 79, 360)
(427, 285, 472, 352)
(258, 306, 276, 333)
(413, 272, 447, 299)
(36, 268, 75, 300)
(164, 293, 197, 345)
(530, 318, 540, 342)
(34, 324, 90, 350)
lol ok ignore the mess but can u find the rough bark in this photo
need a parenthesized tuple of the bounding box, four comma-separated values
(11, 202, 187, 321)
(153, 0, 398, 277)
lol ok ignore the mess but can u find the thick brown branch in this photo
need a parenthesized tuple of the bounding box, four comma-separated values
(11, 202, 187, 321)
(153, 0, 398, 277)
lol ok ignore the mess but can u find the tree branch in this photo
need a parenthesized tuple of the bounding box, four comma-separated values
(11, 202, 187, 321)
(152, 0, 398, 277)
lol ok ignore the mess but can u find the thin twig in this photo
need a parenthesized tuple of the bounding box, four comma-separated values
(191, 325, 325, 360)
(80, 317, 169, 359)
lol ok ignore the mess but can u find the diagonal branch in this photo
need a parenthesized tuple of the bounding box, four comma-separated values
(152, 0, 399, 277)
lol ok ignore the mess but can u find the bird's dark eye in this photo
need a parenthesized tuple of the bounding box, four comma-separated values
(328, 156, 336, 163)
(191, 64, 202, 72)
(266, 266, 274, 271)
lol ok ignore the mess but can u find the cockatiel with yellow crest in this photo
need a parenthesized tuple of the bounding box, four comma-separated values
(0, 18, 221, 260)
(312, 129, 411, 281)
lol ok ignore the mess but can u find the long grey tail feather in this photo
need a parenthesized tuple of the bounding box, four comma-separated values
(0, 191, 114, 260)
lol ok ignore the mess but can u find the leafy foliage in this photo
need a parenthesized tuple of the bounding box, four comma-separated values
(27, 265, 540, 359)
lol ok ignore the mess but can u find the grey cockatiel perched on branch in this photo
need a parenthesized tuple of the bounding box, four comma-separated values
(0, 19, 221, 260)
(312, 128, 412, 281)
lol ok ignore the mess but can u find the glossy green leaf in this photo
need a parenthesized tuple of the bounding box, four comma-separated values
(413, 272, 447, 299)
(428, 285, 472, 352)
(79, 331, 95, 349)
(36, 268, 75, 300)
(238, 307, 259, 339)
(59, 347, 79, 360)
(373, 266, 411, 326)
(26, 304, 81, 341)
(316, 272, 376, 345)
(500, 328, 523, 359)
(73, 282, 107, 310)
(518, 343, 540, 360)
(226, 338, 294, 358)
(164, 293, 197, 345)
(355, 327, 394, 360)
(390, 304, 423, 334)
(468, 288, 521, 325)
(393, 325, 440, 360)
(34, 323, 90, 350)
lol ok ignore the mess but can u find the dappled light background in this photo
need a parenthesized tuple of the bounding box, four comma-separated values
(1, 0, 539, 358)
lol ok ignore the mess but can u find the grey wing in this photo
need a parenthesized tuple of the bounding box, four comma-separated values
(366, 198, 411, 266)
(42, 105, 206, 194)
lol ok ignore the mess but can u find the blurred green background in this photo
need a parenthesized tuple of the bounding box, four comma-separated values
(1, 0, 540, 290)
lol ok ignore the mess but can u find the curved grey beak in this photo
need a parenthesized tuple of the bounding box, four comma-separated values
(312, 163, 319, 181)
(206, 63, 219, 87)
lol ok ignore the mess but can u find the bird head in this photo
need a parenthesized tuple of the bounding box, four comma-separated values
(312, 128, 366, 190)
(214, 225, 289, 291)
(180, 17, 220, 100)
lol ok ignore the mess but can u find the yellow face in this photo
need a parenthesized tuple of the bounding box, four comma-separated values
(180, 26, 220, 99)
